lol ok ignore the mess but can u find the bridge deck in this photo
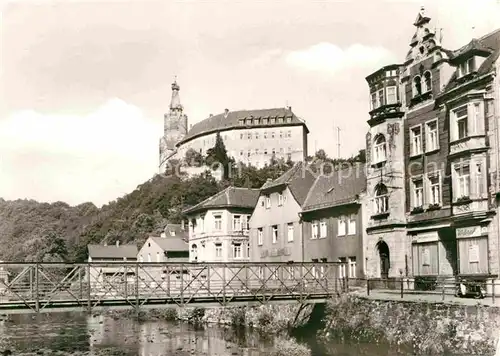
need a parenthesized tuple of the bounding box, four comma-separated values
(0, 262, 349, 314)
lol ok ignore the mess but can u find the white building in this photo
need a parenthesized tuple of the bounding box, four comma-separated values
(158, 81, 310, 173)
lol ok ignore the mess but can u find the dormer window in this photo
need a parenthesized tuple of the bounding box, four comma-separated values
(262, 118, 268, 125)
(459, 58, 474, 77)
(423, 71, 432, 92)
(239, 119, 244, 125)
(413, 76, 422, 97)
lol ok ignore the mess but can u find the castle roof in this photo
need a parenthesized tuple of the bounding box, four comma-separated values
(177, 107, 309, 146)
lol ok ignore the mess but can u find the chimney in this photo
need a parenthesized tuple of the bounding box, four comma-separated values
(224, 109, 229, 118)
(181, 220, 185, 231)
(209, 114, 213, 117)
(116, 240, 120, 247)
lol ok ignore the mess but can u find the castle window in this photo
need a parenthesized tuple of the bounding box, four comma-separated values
(386, 86, 397, 105)
(287, 130, 291, 138)
(423, 71, 432, 92)
(459, 57, 474, 77)
(271, 131, 275, 139)
(372, 134, 387, 164)
(247, 132, 252, 139)
(413, 76, 422, 97)
(264, 131, 268, 139)
(374, 184, 389, 214)
(255, 132, 260, 139)
(279, 131, 283, 138)
(240, 133, 244, 140)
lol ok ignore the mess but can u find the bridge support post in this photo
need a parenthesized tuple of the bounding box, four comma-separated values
(35, 263, 39, 313)
(135, 263, 139, 317)
(87, 263, 91, 314)
(222, 265, 226, 306)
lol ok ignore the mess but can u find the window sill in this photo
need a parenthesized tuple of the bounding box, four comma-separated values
(410, 207, 425, 215)
(425, 148, 440, 155)
(409, 152, 423, 159)
(371, 212, 389, 220)
(371, 160, 387, 168)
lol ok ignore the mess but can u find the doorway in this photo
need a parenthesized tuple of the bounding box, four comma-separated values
(376, 240, 390, 279)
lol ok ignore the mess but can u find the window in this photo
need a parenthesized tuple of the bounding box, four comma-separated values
(428, 172, 441, 205)
(413, 75, 422, 97)
(271, 131, 275, 139)
(240, 150, 243, 156)
(473, 102, 483, 135)
(247, 243, 250, 259)
(264, 131, 268, 139)
(244, 215, 250, 230)
(476, 162, 485, 197)
(319, 220, 327, 238)
(287, 223, 294, 242)
(425, 120, 439, 152)
(247, 150, 251, 157)
(191, 244, 197, 259)
(265, 195, 271, 209)
(278, 193, 284, 206)
(257, 228, 263, 245)
(347, 216, 356, 235)
(377, 89, 384, 107)
(373, 134, 387, 163)
(278, 117, 283, 124)
(139, 255, 144, 262)
(233, 243, 242, 259)
(255, 148, 259, 155)
(279, 131, 283, 139)
(264, 148, 268, 155)
(148, 253, 151, 262)
(255, 132, 260, 139)
(459, 57, 474, 77)
(453, 106, 468, 140)
(311, 221, 319, 239)
(247, 132, 251, 139)
(337, 218, 346, 236)
(338, 257, 347, 278)
(374, 184, 389, 214)
(239, 119, 244, 125)
(287, 130, 291, 138)
(262, 118, 268, 125)
(156, 252, 161, 262)
(371, 92, 377, 110)
(412, 177, 424, 208)
(232, 215, 241, 231)
(423, 71, 432, 92)
(270, 118, 276, 124)
(240, 133, 244, 139)
(386, 86, 397, 105)
(410, 125, 422, 156)
(272, 148, 276, 155)
(215, 243, 222, 258)
(348, 257, 357, 278)
(455, 164, 470, 198)
(280, 148, 284, 154)
(272, 225, 278, 244)
(213, 214, 222, 231)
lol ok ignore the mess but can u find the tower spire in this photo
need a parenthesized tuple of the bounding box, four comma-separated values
(170, 77, 182, 111)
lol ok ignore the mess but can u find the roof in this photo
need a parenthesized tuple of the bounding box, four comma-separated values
(261, 162, 317, 205)
(177, 107, 309, 145)
(150, 236, 188, 252)
(182, 186, 260, 215)
(163, 223, 188, 240)
(87, 244, 138, 259)
(443, 28, 500, 93)
(302, 163, 367, 213)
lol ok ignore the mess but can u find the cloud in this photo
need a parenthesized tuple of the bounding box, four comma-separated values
(285, 43, 396, 74)
(0, 99, 160, 206)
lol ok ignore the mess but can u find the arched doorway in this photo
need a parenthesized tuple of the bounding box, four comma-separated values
(376, 240, 390, 279)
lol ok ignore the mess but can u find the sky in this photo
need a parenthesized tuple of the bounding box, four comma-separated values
(0, 0, 499, 206)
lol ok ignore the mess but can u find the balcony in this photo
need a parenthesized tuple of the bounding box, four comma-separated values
(368, 103, 404, 126)
(449, 135, 487, 157)
(452, 197, 489, 217)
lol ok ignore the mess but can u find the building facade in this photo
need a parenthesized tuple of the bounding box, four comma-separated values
(249, 162, 316, 263)
(301, 164, 367, 280)
(183, 186, 259, 263)
(366, 6, 500, 289)
(157, 82, 310, 172)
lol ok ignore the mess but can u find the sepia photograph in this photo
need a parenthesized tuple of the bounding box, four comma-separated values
(1, 0, 500, 355)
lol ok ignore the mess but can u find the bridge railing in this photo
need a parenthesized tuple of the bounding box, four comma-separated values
(0, 262, 350, 312)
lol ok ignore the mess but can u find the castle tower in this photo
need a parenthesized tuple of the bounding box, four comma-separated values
(159, 80, 189, 173)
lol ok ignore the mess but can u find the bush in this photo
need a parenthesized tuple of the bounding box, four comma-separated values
(269, 337, 311, 356)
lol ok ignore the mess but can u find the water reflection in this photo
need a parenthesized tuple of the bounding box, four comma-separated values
(0, 311, 411, 356)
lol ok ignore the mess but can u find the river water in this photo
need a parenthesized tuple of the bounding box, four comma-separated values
(0, 312, 409, 356)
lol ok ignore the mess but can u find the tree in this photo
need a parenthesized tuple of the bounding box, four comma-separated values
(205, 131, 231, 180)
(184, 148, 204, 167)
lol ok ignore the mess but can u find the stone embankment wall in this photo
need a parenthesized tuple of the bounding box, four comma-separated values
(319, 295, 500, 355)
